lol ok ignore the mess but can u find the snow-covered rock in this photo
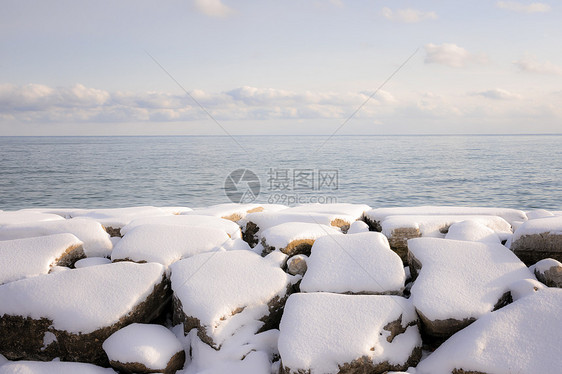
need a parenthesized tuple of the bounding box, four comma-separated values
(241, 209, 357, 248)
(0, 262, 168, 365)
(530, 258, 562, 288)
(102, 323, 185, 374)
(0, 211, 65, 227)
(0, 218, 113, 257)
(526, 209, 555, 220)
(378, 215, 512, 261)
(284, 203, 370, 219)
(0, 234, 84, 285)
(444, 220, 501, 243)
(415, 288, 562, 374)
(74, 257, 111, 268)
(260, 222, 342, 256)
(278, 293, 422, 374)
(363, 206, 527, 229)
(185, 203, 286, 222)
(511, 216, 562, 265)
(170, 250, 295, 349)
(286, 254, 308, 276)
(111, 224, 231, 268)
(67, 206, 179, 236)
(121, 214, 241, 238)
(408, 238, 535, 338)
(347, 220, 370, 234)
(0, 360, 116, 374)
(300, 232, 405, 295)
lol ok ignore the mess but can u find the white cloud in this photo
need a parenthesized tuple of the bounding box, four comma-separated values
(496, 1, 551, 13)
(193, 0, 234, 18)
(382, 7, 437, 23)
(424, 43, 488, 68)
(513, 55, 562, 75)
(472, 88, 522, 100)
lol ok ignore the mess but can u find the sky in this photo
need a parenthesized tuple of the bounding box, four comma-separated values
(1, 0, 561, 135)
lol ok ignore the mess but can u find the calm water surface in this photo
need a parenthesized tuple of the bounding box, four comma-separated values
(0, 135, 560, 211)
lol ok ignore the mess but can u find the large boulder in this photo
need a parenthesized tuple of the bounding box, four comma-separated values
(102, 323, 185, 374)
(260, 222, 342, 256)
(408, 238, 535, 339)
(0, 262, 168, 365)
(278, 292, 422, 374)
(0, 233, 85, 285)
(0, 218, 113, 257)
(0, 211, 64, 227)
(184, 203, 286, 222)
(111, 224, 231, 268)
(511, 216, 562, 265)
(170, 250, 295, 349)
(415, 288, 562, 374)
(300, 232, 405, 295)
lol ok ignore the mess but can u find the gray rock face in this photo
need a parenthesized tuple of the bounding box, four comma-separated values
(286, 254, 308, 276)
(0, 262, 168, 366)
(511, 233, 562, 265)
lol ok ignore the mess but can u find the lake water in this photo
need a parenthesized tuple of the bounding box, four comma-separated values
(0, 135, 560, 211)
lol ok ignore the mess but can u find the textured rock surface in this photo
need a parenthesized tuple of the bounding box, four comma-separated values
(530, 258, 562, 287)
(0, 262, 168, 365)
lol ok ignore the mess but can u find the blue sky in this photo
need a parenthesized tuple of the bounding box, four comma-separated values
(1, 0, 561, 135)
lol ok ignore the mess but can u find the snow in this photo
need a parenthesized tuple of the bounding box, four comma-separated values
(120, 214, 241, 238)
(444, 220, 501, 243)
(74, 257, 111, 268)
(408, 238, 534, 321)
(530, 258, 562, 274)
(509, 278, 545, 301)
(111, 224, 231, 267)
(347, 220, 370, 234)
(282, 203, 371, 218)
(260, 222, 342, 251)
(0, 361, 116, 373)
(66, 206, 178, 229)
(0, 211, 65, 227)
(102, 323, 183, 370)
(182, 328, 274, 374)
(185, 203, 286, 221)
(526, 209, 555, 220)
(364, 206, 527, 226)
(170, 250, 293, 348)
(278, 292, 421, 374)
(0, 233, 83, 285)
(0, 262, 165, 334)
(241, 211, 356, 236)
(381, 215, 513, 241)
(300, 232, 405, 294)
(512, 216, 562, 241)
(0, 218, 113, 257)
(415, 288, 562, 374)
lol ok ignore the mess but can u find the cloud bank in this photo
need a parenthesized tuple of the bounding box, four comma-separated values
(193, 0, 234, 18)
(0, 83, 395, 123)
(514, 55, 562, 75)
